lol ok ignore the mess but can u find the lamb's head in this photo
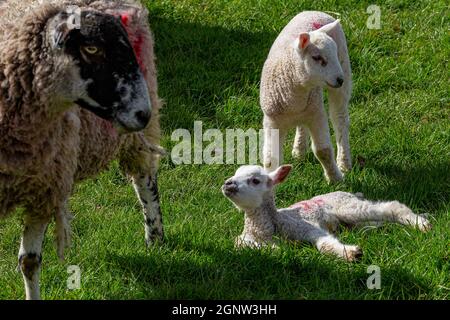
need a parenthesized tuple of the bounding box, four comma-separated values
(222, 165, 292, 211)
(294, 20, 344, 89)
(45, 8, 151, 133)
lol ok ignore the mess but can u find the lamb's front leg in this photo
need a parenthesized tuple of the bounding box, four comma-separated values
(132, 173, 164, 245)
(308, 110, 343, 183)
(18, 218, 48, 300)
(328, 77, 352, 173)
(263, 116, 287, 172)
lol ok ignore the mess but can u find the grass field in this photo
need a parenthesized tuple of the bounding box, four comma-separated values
(0, 0, 449, 299)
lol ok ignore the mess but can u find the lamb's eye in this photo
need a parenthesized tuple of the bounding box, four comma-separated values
(312, 55, 327, 66)
(82, 46, 102, 55)
(251, 178, 261, 185)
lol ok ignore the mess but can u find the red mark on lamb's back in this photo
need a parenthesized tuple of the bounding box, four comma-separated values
(312, 22, 323, 30)
(290, 199, 325, 212)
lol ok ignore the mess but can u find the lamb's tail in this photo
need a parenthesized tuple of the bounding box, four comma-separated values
(55, 206, 73, 261)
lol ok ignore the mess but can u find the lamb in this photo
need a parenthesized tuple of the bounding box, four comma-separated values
(222, 165, 431, 261)
(261, 11, 352, 183)
(0, 0, 165, 299)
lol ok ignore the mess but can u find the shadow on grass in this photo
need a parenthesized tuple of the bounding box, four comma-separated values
(360, 161, 450, 213)
(104, 235, 432, 299)
(148, 15, 277, 131)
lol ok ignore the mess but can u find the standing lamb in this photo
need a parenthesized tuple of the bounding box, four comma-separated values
(0, 0, 165, 300)
(222, 165, 431, 261)
(261, 11, 352, 183)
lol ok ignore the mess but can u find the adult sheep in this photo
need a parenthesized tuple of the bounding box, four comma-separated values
(0, 0, 164, 299)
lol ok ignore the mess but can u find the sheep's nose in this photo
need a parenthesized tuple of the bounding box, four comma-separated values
(135, 110, 151, 128)
(336, 77, 344, 87)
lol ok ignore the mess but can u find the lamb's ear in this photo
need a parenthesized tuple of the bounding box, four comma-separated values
(298, 32, 310, 50)
(316, 19, 341, 36)
(269, 165, 293, 185)
(49, 11, 81, 49)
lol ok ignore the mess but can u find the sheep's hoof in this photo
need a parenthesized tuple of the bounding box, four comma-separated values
(145, 229, 164, 247)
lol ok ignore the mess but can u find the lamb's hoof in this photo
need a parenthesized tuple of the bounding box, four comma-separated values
(338, 161, 352, 174)
(417, 216, 432, 232)
(325, 172, 344, 184)
(344, 246, 363, 262)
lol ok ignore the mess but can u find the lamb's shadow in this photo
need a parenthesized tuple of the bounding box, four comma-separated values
(104, 236, 431, 299)
(148, 15, 276, 131)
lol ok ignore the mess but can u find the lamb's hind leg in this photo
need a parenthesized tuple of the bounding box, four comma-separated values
(292, 126, 310, 160)
(132, 173, 164, 245)
(334, 199, 431, 232)
(18, 217, 48, 300)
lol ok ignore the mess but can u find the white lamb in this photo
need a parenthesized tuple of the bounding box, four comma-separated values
(222, 165, 431, 261)
(261, 11, 352, 182)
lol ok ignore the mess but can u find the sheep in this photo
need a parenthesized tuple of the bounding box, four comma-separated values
(0, 0, 165, 300)
(222, 165, 431, 261)
(260, 11, 352, 183)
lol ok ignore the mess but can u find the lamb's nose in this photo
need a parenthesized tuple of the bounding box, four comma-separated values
(225, 179, 234, 186)
(336, 77, 344, 87)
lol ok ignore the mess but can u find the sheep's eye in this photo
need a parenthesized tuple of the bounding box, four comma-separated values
(82, 46, 102, 55)
(251, 178, 261, 185)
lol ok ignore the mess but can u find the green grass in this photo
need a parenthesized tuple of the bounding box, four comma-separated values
(0, 0, 449, 299)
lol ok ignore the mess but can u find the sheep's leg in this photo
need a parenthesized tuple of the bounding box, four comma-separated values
(307, 106, 342, 183)
(263, 116, 287, 172)
(328, 84, 352, 173)
(292, 126, 310, 159)
(18, 218, 48, 300)
(132, 173, 164, 245)
(332, 199, 432, 232)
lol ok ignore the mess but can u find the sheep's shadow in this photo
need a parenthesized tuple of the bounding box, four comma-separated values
(104, 236, 432, 299)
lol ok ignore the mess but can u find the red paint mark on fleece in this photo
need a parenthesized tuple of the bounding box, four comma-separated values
(312, 22, 323, 30)
(290, 199, 325, 212)
(120, 13, 145, 72)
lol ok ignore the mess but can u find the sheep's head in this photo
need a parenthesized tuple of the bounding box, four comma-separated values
(46, 9, 151, 133)
(294, 20, 344, 89)
(222, 165, 292, 211)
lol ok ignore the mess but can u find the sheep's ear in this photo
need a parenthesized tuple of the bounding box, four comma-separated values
(269, 165, 293, 185)
(298, 33, 310, 50)
(50, 10, 81, 49)
(105, 7, 138, 26)
(316, 19, 341, 36)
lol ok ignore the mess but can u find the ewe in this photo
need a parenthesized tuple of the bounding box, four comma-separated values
(0, 0, 164, 299)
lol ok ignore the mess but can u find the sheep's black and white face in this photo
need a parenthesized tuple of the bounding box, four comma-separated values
(48, 10, 151, 132)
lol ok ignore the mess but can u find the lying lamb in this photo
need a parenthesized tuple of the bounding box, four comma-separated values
(261, 11, 352, 183)
(0, 0, 164, 299)
(222, 165, 431, 261)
